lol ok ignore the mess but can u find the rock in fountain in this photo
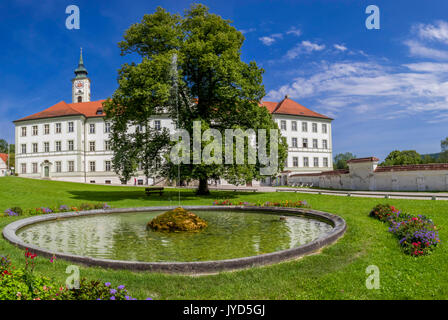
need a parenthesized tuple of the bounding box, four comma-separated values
(146, 207, 208, 232)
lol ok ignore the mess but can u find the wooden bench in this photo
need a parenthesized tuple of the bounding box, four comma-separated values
(145, 187, 164, 196)
(232, 188, 257, 192)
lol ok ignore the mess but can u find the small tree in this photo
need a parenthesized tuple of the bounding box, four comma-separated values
(333, 152, 356, 170)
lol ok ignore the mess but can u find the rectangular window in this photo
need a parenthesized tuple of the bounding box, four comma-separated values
(55, 123, 61, 134)
(89, 123, 95, 134)
(312, 123, 318, 133)
(68, 122, 74, 133)
(302, 122, 308, 132)
(303, 157, 309, 167)
(105, 122, 111, 133)
(291, 137, 298, 148)
(56, 161, 62, 173)
(323, 157, 329, 167)
(313, 139, 318, 148)
(21, 127, 27, 137)
(89, 161, 96, 172)
(32, 125, 38, 136)
(21, 163, 26, 174)
(44, 124, 50, 135)
(323, 139, 328, 149)
(314, 157, 319, 167)
(302, 138, 308, 148)
(21, 144, 26, 154)
(68, 161, 75, 172)
(44, 142, 49, 153)
(89, 141, 95, 152)
(32, 143, 38, 153)
(136, 125, 142, 133)
(68, 140, 74, 151)
(280, 120, 286, 131)
(322, 123, 327, 134)
(55, 141, 61, 152)
(291, 121, 297, 131)
(105, 161, 111, 172)
(284, 158, 288, 168)
(293, 157, 298, 167)
(154, 120, 161, 131)
(32, 163, 38, 174)
(105, 140, 111, 151)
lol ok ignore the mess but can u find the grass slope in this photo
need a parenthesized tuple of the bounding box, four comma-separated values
(0, 177, 447, 299)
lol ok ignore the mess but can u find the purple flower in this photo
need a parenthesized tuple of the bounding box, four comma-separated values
(145, 297, 153, 300)
(118, 285, 125, 290)
(110, 289, 117, 295)
(125, 296, 130, 300)
(110, 296, 116, 300)
(105, 282, 111, 287)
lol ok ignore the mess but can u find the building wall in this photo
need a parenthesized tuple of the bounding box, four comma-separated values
(0, 158, 7, 176)
(15, 111, 333, 185)
(273, 114, 333, 173)
(289, 160, 448, 191)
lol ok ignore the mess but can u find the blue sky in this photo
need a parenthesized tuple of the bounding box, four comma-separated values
(1, 0, 448, 160)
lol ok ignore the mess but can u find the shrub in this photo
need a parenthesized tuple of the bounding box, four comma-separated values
(369, 204, 440, 257)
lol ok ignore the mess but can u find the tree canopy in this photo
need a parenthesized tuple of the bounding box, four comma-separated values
(380, 150, 422, 166)
(333, 152, 356, 170)
(103, 4, 287, 194)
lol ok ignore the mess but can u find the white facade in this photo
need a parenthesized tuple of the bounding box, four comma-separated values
(14, 53, 333, 186)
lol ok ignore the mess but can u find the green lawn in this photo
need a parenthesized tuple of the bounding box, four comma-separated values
(1, 176, 447, 299)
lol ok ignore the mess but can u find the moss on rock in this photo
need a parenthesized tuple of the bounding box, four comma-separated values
(146, 207, 208, 232)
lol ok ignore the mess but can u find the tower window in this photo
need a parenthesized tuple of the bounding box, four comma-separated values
(78, 96, 82, 103)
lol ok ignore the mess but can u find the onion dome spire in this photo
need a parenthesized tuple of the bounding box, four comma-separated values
(74, 48, 88, 79)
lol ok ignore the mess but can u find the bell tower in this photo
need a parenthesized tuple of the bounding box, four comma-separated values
(71, 48, 91, 103)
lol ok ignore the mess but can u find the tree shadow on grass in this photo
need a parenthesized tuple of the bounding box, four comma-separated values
(67, 190, 265, 204)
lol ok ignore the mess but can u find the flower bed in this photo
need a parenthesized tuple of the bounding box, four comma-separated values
(0, 251, 150, 300)
(212, 199, 310, 208)
(2, 203, 111, 218)
(369, 204, 440, 257)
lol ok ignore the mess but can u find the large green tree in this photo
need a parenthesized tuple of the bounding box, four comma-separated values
(104, 4, 287, 194)
(380, 150, 422, 166)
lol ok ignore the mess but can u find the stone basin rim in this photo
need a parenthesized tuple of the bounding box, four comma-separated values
(2, 205, 346, 275)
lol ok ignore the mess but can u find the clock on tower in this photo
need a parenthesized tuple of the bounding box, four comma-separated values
(71, 48, 91, 103)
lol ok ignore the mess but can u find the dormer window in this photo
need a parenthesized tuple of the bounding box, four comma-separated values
(96, 108, 103, 115)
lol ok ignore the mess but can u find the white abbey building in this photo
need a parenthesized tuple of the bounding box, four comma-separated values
(14, 52, 333, 186)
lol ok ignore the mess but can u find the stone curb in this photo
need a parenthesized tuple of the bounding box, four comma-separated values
(2, 206, 346, 275)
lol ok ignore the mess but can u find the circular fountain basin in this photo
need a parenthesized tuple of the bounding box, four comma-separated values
(3, 206, 346, 274)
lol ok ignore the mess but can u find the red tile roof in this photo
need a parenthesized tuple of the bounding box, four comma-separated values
(15, 96, 330, 122)
(347, 157, 380, 163)
(0, 153, 7, 164)
(375, 163, 448, 173)
(15, 100, 106, 122)
(261, 96, 332, 120)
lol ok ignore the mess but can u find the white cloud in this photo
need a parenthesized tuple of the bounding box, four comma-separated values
(285, 41, 325, 59)
(265, 60, 448, 121)
(403, 62, 448, 72)
(334, 44, 347, 52)
(286, 27, 302, 37)
(404, 40, 448, 60)
(415, 21, 448, 44)
(240, 28, 256, 34)
(259, 33, 283, 46)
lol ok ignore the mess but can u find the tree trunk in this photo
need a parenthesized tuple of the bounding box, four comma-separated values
(197, 177, 210, 195)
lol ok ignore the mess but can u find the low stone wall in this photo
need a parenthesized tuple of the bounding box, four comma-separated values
(2, 206, 346, 275)
(289, 157, 448, 191)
